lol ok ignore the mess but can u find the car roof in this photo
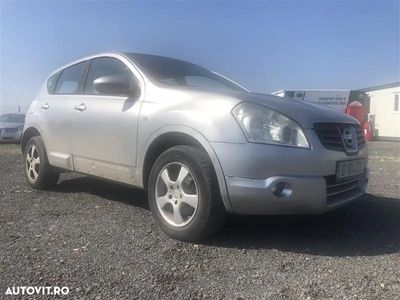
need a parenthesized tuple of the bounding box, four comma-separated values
(50, 52, 197, 76)
(124, 52, 198, 65)
(49, 51, 125, 75)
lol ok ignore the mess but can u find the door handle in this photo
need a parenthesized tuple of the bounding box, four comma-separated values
(74, 103, 87, 112)
(41, 103, 49, 110)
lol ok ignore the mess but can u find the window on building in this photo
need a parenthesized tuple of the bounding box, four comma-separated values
(285, 91, 295, 98)
(394, 94, 399, 112)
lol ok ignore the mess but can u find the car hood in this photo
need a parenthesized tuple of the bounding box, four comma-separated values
(239, 92, 358, 128)
(152, 85, 358, 129)
(0, 122, 23, 129)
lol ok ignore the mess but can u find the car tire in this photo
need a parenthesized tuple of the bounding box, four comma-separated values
(24, 136, 60, 190)
(148, 145, 226, 242)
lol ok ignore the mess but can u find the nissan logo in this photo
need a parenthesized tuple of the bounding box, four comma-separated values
(343, 128, 353, 148)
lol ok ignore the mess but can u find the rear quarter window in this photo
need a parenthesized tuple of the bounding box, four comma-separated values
(47, 73, 59, 94)
(55, 62, 87, 94)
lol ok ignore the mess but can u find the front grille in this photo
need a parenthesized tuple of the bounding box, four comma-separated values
(314, 123, 365, 152)
(324, 175, 363, 205)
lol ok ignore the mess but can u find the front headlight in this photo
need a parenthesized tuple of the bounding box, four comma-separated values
(232, 102, 309, 148)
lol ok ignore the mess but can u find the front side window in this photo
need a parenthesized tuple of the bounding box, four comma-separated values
(84, 57, 137, 94)
(394, 94, 399, 112)
(55, 62, 86, 94)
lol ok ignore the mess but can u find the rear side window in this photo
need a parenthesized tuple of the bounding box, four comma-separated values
(84, 57, 136, 94)
(55, 62, 86, 94)
(47, 73, 59, 94)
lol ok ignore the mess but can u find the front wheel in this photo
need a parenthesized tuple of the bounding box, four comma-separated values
(148, 145, 226, 241)
(24, 136, 60, 189)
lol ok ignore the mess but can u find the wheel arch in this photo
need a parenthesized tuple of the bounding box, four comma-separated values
(140, 127, 232, 212)
(21, 127, 42, 153)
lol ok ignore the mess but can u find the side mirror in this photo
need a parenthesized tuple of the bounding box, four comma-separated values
(93, 74, 140, 98)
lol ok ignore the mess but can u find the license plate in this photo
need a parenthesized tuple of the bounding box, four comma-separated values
(337, 159, 364, 180)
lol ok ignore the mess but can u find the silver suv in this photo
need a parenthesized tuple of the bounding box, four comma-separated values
(22, 52, 369, 241)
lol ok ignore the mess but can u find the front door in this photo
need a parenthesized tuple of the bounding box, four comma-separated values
(71, 56, 142, 185)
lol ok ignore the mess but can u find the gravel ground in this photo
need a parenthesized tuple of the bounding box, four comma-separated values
(1, 141, 399, 299)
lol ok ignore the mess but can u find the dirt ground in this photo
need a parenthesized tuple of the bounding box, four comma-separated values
(1, 141, 399, 299)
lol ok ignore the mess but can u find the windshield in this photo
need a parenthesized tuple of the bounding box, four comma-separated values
(127, 54, 247, 92)
(0, 114, 25, 123)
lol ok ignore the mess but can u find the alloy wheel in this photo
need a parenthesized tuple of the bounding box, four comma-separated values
(26, 145, 40, 183)
(155, 162, 199, 227)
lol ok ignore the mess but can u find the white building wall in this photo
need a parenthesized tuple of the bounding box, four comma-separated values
(368, 85, 400, 139)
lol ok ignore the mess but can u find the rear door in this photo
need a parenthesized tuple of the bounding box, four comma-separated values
(71, 56, 143, 185)
(39, 61, 88, 170)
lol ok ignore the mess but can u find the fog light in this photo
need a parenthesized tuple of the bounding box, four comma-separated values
(272, 182, 292, 198)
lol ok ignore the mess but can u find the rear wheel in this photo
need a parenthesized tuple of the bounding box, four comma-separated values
(24, 136, 59, 189)
(148, 145, 226, 241)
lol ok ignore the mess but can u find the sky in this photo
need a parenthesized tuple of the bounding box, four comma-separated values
(1, 0, 399, 112)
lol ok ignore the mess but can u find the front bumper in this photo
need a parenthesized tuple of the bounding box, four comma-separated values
(211, 129, 369, 215)
(225, 169, 368, 214)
